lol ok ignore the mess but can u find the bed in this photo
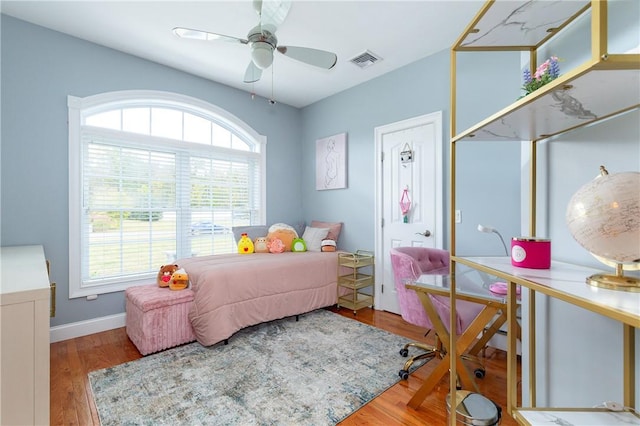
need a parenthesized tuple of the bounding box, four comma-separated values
(178, 251, 341, 346)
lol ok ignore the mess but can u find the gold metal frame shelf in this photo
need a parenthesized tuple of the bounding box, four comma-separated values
(448, 1, 639, 424)
(337, 250, 374, 314)
(451, 1, 639, 145)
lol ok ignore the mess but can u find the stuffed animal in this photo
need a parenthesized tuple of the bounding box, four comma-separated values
(267, 237, 285, 253)
(169, 268, 189, 291)
(237, 233, 255, 254)
(321, 239, 337, 252)
(254, 236, 269, 253)
(157, 264, 179, 288)
(267, 223, 298, 251)
(291, 238, 307, 252)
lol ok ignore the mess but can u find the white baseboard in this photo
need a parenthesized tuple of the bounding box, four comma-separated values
(50, 313, 126, 343)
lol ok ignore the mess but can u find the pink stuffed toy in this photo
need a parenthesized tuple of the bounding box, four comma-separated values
(267, 237, 285, 253)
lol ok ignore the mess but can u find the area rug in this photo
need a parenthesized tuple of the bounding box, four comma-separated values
(89, 309, 425, 425)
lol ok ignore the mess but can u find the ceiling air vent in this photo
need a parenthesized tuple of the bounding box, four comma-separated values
(349, 50, 382, 69)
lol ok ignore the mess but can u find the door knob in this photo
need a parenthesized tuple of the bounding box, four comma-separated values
(416, 230, 432, 237)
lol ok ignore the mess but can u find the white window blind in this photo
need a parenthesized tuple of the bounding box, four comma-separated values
(69, 91, 266, 298)
(82, 135, 178, 286)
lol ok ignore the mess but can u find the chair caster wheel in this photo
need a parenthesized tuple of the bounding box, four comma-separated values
(399, 348, 409, 357)
(474, 368, 486, 379)
(399, 370, 409, 380)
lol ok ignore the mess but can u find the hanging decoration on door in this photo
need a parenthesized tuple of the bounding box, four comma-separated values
(400, 186, 411, 223)
(400, 143, 414, 167)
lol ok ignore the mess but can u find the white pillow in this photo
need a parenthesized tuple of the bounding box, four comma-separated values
(302, 226, 330, 251)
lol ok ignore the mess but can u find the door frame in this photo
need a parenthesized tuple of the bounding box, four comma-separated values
(373, 111, 444, 311)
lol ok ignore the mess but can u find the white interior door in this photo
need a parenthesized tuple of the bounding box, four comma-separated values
(374, 112, 443, 315)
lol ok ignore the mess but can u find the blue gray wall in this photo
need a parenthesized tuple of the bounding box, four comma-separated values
(1, 15, 303, 326)
(539, 112, 640, 407)
(1, 13, 522, 329)
(300, 49, 522, 254)
(528, 0, 640, 407)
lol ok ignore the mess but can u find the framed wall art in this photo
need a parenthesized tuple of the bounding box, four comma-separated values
(315, 132, 347, 190)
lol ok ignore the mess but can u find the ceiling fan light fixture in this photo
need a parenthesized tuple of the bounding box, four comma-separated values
(251, 41, 274, 69)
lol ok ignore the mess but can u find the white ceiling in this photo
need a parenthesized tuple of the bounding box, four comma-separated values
(1, 1, 484, 108)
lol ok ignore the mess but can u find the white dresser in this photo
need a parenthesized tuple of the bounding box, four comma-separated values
(0, 245, 50, 425)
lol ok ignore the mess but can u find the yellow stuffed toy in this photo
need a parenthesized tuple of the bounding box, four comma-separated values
(237, 233, 255, 254)
(169, 268, 189, 291)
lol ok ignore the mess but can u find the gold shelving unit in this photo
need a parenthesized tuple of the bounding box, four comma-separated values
(448, 1, 639, 424)
(337, 250, 375, 314)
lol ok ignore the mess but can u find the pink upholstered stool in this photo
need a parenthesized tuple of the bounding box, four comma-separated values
(125, 284, 196, 355)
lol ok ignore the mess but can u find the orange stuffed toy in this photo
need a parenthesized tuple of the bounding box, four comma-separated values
(267, 223, 298, 252)
(157, 264, 179, 288)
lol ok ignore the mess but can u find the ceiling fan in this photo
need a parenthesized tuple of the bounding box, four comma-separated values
(173, 0, 337, 84)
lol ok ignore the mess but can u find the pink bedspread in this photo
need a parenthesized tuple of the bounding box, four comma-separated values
(178, 252, 340, 346)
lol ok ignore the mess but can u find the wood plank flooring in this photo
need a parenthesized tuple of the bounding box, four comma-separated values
(50, 307, 520, 425)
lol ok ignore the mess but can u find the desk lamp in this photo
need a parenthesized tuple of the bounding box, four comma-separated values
(477, 224, 509, 256)
(477, 224, 519, 296)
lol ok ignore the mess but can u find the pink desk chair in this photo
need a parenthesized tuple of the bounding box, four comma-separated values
(389, 247, 485, 380)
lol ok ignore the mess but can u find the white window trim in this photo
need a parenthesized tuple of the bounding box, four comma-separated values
(68, 90, 266, 298)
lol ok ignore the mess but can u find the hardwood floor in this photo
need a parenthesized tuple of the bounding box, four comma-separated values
(50, 307, 520, 425)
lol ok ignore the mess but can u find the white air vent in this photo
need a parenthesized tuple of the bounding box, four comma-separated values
(349, 50, 382, 69)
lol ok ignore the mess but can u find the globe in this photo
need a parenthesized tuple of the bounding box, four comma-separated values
(565, 167, 640, 290)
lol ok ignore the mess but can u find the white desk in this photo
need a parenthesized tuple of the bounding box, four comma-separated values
(453, 256, 640, 425)
(0, 245, 51, 426)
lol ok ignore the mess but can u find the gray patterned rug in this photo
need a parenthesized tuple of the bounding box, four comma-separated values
(89, 309, 424, 425)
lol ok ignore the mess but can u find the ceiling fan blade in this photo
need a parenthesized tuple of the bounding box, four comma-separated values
(243, 61, 263, 83)
(173, 27, 247, 44)
(276, 46, 337, 69)
(258, 0, 292, 33)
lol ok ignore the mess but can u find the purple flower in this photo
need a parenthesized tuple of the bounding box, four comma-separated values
(549, 56, 560, 78)
(521, 56, 562, 97)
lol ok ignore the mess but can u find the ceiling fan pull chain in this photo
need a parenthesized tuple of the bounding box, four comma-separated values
(269, 62, 276, 105)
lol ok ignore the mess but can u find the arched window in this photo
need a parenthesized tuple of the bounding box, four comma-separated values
(68, 90, 266, 298)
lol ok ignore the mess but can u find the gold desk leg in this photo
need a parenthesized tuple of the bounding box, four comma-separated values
(623, 323, 636, 408)
(408, 353, 452, 409)
(407, 292, 499, 409)
(506, 281, 519, 416)
(454, 306, 502, 389)
(467, 306, 505, 356)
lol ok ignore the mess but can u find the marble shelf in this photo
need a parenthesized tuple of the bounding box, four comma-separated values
(513, 408, 640, 425)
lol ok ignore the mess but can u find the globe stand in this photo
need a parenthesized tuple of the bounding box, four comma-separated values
(587, 263, 640, 293)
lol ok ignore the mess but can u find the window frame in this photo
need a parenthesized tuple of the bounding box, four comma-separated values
(68, 90, 266, 298)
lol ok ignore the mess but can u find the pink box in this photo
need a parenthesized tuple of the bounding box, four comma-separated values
(511, 237, 551, 269)
(125, 284, 196, 355)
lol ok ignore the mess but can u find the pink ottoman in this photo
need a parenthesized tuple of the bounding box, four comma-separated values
(125, 284, 196, 355)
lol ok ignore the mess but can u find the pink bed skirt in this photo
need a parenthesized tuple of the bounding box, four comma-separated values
(125, 284, 196, 355)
